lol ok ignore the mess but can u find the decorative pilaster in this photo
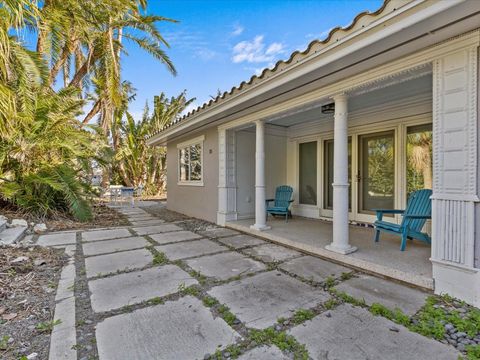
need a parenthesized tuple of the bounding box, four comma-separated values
(217, 128, 237, 225)
(326, 94, 357, 255)
(251, 120, 270, 231)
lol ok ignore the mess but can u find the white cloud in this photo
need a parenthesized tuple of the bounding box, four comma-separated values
(232, 35, 285, 64)
(231, 24, 244, 36)
(196, 48, 217, 61)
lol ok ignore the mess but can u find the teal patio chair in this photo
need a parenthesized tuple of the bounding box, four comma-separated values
(266, 185, 294, 223)
(373, 189, 432, 251)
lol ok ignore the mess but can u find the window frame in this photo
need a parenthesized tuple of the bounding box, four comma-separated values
(177, 135, 205, 186)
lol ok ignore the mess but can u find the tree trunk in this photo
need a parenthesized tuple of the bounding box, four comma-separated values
(82, 100, 101, 125)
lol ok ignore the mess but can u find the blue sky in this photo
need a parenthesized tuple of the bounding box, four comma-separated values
(124, 0, 383, 119)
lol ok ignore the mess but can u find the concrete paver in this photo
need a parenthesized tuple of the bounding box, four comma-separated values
(133, 224, 181, 235)
(238, 346, 289, 360)
(288, 304, 459, 360)
(198, 227, 240, 238)
(37, 232, 77, 246)
(96, 296, 240, 360)
(217, 234, 267, 249)
(335, 274, 428, 315)
(85, 248, 153, 278)
(149, 230, 203, 244)
(279, 255, 352, 283)
(82, 228, 132, 242)
(242, 243, 302, 263)
(186, 251, 266, 280)
(208, 271, 330, 329)
(89, 265, 197, 313)
(82, 236, 149, 256)
(155, 239, 227, 261)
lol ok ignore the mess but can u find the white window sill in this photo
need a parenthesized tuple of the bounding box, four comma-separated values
(177, 181, 204, 187)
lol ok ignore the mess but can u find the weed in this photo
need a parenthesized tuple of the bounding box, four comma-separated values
(332, 289, 366, 306)
(77, 319, 86, 326)
(369, 303, 410, 327)
(340, 272, 353, 281)
(149, 297, 164, 305)
(292, 309, 315, 324)
(465, 345, 480, 360)
(36, 319, 62, 332)
(178, 283, 200, 297)
(249, 328, 308, 359)
(152, 251, 168, 265)
(203, 296, 219, 307)
(324, 298, 339, 310)
(324, 276, 335, 288)
(0, 335, 10, 350)
(217, 304, 237, 326)
(189, 270, 207, 284)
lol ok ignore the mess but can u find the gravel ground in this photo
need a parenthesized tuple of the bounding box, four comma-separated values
(0, 246, 66, 360)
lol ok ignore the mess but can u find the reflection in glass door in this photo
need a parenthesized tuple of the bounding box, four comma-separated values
(299, 141, 317, 205)
(359, 131, 395, 213)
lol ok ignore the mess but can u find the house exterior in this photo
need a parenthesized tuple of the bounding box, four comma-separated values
(147, 0, 480, 307)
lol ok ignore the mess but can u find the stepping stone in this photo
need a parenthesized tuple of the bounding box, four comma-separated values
(279, 256, 351, 283)
(0, 226, 27, 245)
(37, 232, 77, 246)
(126, 215, 156, 221)
(185, 251, 266, 280)
(89, 265, 197, 312)
(129, 219, 164, 226)
(96, 296, 240, 360)
(242, 243, 301, 263)
(218, 234, 266, 249)
(155, 239, 226, 261)
(149, 230, 202, 245)
(133, 224, 181, 235)
(334, 274, 428, 316)
(85, 248, 153, 278)
(208, 271, 329, 329)
(82, 228, 132, 242)
(198, 227, 240, 238)
(82, 236, 149, 257)
(238, 345, 289, 360)
(288, 304, 459, 360)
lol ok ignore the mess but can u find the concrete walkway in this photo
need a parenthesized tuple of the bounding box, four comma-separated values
(37, 204, 460, 360)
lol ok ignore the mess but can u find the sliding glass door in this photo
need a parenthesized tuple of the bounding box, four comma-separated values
(299, 141, 317, 205)
(358, 131, 395, 213)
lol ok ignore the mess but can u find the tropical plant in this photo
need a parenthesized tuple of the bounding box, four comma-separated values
(407, 129, 432, 193)
(111, 91, 194, 195)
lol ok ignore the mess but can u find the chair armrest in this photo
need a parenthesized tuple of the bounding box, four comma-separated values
(265, 199, 275, 204)
(288, 199, 294, 203)
(404, 214, 431, 219)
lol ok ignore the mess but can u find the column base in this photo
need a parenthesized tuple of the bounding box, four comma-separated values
(250, 224, 271, 231)
(325, 243, 357, 255)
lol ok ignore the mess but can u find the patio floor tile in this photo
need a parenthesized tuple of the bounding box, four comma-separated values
(149, 230, 203, 244)
(217, 234, 267, 249)
(242, 243, 302, 263)
(129, 219, 165, 226)
(198, 227, 240, 238)
(96, 296, 240, 360)
(82, 228, 132, 242)
(85, 248, 153, 278)
(155, 239, 227, 261)
(208, 271, 330, 329)
(89, 265, 197, 313)
(334, 274, 429, 315)
(132, 224, 181, 235)
(185, 251, 266, 280)
(37, 232, 77, 246)
(279, 255, 352, 283)
(288, 304, 459, 360)
(82, 236, 149, 256)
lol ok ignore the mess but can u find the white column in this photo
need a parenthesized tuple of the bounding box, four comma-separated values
(326, 93, 357, 254)
(251, 120, 271, 231)
(217, 128, 237, 226)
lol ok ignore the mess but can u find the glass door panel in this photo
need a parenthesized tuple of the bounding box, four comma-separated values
(324, 138, 352, 209)
(406, 124, 432, 194)
(359, 131, 395, 213)
(299, 141, 317, 205)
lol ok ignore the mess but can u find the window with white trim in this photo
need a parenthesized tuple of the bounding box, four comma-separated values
(177, 136, 204, 185)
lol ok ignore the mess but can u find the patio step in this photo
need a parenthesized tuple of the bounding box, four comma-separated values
(0, 226, 27, 245)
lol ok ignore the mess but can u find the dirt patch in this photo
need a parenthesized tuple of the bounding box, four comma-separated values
(0, 246, 66, 360)
(143, 205, 190, 222)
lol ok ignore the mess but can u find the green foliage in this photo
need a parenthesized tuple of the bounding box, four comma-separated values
(292, 309, 315, 324)
(202, 296, 219, 307)
(0, 335, 10, 350)
(340, 272, 353, 281)
(324, 298, 339, 310)
(331, 289, 366, 306)
(324, 276, 336, 288)
(151, 250, 168, 265)
(148, 297, 164, 305)
(465, 345, 480, 360)
(178, 283, 200, 297)
(249, 328, 309, 360)
(35, 319, 62, 332)
(369, 303, 410, 327)
(217, 304, 237, 326)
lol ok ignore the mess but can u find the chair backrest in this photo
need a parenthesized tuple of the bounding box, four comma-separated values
(401, 189, 432, 231)
(274, 185, 293, 208)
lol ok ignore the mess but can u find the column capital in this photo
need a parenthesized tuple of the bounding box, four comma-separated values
(331, 92, 348, 102)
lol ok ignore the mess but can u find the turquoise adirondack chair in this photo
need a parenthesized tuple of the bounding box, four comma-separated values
(373, 189, 432, 251)
(266, 185, 294, 223)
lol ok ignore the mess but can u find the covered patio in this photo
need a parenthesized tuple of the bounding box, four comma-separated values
(227, 217, 432, 289)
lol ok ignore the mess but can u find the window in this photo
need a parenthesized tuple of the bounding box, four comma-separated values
(299, 141, 317, 205)
(177, 136, 204, 185)
(406, 124, 432, 194)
